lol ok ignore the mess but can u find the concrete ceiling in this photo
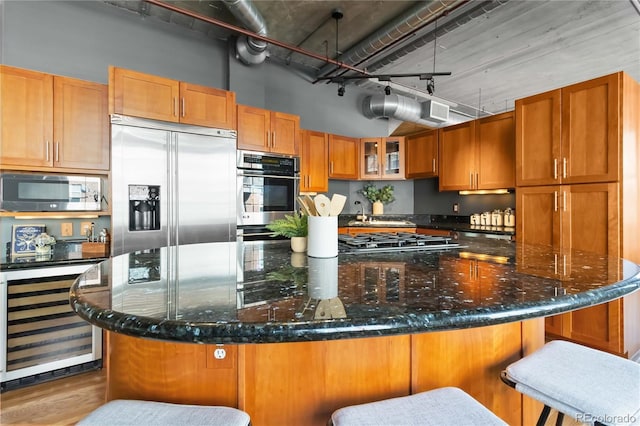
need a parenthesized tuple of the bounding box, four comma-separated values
(105, 0, 640, 131)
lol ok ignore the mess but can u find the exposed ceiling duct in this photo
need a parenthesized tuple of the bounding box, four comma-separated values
(222, 0, 269, 65)
(363, 94, 469, 128)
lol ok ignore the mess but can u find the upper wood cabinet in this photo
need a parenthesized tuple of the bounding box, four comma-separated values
(438, 121, 475, 190)
(109, 66, 236, 129)
(0, 65, 109, 171)
(439, 111, 515, 191)
(54, 76, 109, 170)
(300, 129, 328, 193)
(359, 137, 405, 180)
(237, 105, 299, 156)
(405, 130, 438, 178)
(328, 134, 359, 180)
(516, 73, 620, 186)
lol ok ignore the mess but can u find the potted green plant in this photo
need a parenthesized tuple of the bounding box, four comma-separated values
(359, 183, 395, 215)
(266, 212, 308, 252)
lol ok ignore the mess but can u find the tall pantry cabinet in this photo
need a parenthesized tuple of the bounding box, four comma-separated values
(515, 72, 640, 358)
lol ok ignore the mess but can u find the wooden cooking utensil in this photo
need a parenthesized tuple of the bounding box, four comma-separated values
(297, 196, 312, 216)
(305, 194, 318, 216)
(314, 194, 331, 216)
(329, 194, 347, 216)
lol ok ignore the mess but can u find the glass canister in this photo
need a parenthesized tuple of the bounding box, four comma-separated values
(491, 209, 503, 226)
(504, 208, 515, 227)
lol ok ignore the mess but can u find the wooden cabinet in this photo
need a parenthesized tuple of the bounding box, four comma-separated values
(438, 121, 475, 190)
(516, 73, 620, 186)
(515, 72, 639, 357)
(54, 76, 109, 170)
(0, 65, 109, 171)
(109, 66, 236, 129)
(439, 111, 515, 191)
(328, 134, 359, 179)
(300, 129, 329, 192)
(476, 112, 515, 189)
(517, 182, 624, 354)
(517, 183, 619, 256)
(340, 227, 416, 236)
(416, 228, 451, 237)
(237, 105, 299, 155)
(359, 137, 405, 180)
(405, 130, 438, 178)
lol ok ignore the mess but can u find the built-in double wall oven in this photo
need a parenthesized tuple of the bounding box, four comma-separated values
(237, 150, 300, 240)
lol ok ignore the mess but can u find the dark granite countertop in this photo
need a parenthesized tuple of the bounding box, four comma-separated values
(1, 241, 109, 270)
(70, 238, 640, 344)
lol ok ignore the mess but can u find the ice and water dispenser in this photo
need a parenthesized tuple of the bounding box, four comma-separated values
(129, 185, 160, 231)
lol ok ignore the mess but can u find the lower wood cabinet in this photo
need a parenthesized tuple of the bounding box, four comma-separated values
(516, 182, 640, 357)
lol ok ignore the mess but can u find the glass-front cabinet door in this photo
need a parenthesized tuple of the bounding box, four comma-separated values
(359, 137, 405, 180)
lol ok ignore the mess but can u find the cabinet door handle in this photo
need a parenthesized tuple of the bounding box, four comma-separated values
(475, 172, 479, 189)
(470, 173, 473, 188)
(330, 161, 334, 174)
(554, 253, 558, 275)
(173, 97, 178, 117)
(266, 131, 271, 148)
(553, 158, 558, 180)
(554, 191, 558, 212)
(563, 157, 567, 179)
(181, 98, 185, 118)
(55, 141, 59, 162)
(308, 175, 311, 188)
(563, 190, 567, 212)
(432, 158, 436, 173)
(272, 131, 276, 148)
(563, 254, 567, 277)
(45, 141, 50, 162)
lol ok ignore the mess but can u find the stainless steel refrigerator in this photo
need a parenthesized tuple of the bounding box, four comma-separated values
(111, 115, 237, 256)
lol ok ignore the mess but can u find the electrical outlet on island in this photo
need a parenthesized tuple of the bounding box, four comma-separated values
(453, 203, 459, 213)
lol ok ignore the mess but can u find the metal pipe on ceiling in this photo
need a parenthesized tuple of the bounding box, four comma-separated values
(144, 0, 371, 76)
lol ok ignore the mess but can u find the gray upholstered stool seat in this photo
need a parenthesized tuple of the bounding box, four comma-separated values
(77, 399, 251, 426)
(330, 386, 507, 426)
(502, 340, 640, 426)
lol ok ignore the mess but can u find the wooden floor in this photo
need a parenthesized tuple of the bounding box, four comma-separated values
(0, 370, 107, 426)
(0, 369, 582, 425)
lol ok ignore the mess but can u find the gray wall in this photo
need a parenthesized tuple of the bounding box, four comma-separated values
(414, 179, 515, 216)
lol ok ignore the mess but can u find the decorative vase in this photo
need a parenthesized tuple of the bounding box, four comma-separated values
(372, 201, 384, 215)
(290, 236, 307, 253)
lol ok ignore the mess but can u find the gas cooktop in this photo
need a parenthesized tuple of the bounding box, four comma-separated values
(338, 232, 461, 254)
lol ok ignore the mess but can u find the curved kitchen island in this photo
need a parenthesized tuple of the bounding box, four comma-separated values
(71, 239, 640, 426)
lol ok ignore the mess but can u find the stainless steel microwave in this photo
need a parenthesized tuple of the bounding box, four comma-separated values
(0, 173, 102, 211)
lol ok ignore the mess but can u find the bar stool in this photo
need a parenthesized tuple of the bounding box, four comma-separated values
(77, 399, 251, 426)
(330, 387, 507, 426)
(501, 340, 640, 426)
